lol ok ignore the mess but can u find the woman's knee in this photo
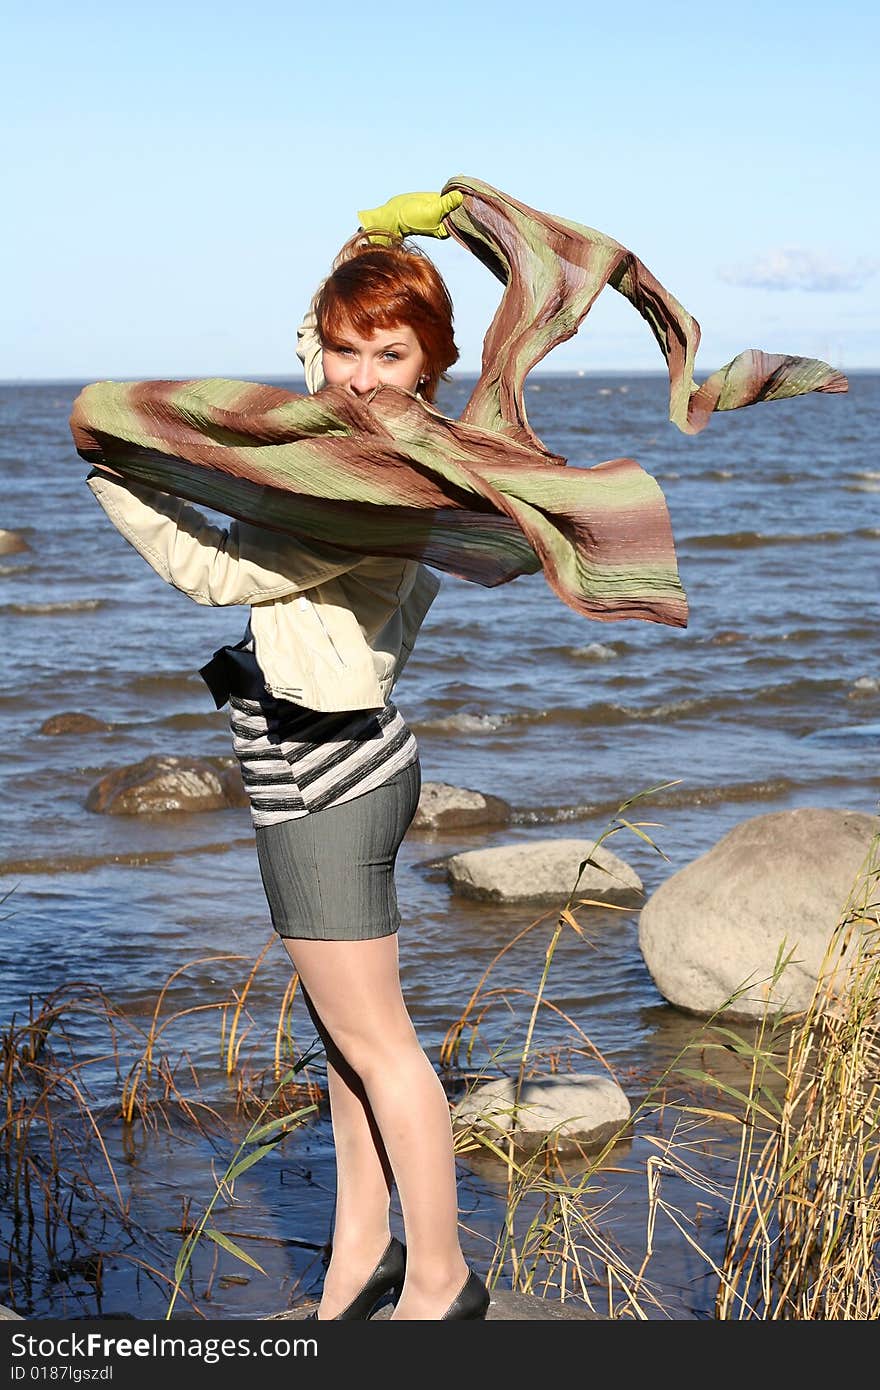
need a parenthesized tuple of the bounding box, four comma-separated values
(282, 937, 419, 1077)
(329, 1015, 421, 1082)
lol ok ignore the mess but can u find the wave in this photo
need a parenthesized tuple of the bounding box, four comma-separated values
(682, 528, 880, 550)
(0, 562, 34, 576)
(567, 642, 620, 661)
(130, 671, 206, 693)
(508, 772, 873, 825)
(3, 598, 104, 614)
(749, 625, 879, 647)
(804, 722, 880, 742)
(0, 836, 255, 877)
(415, 677, 856, 735)
(414, 697, 709, 734)
(749, 627, 818, 645)
(540, 640, 632, 661)
(159, 711, 229, 730)
(415, 712, 520, 734)
(765, 472, 812, 485)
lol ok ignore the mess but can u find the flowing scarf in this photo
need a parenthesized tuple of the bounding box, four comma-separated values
(69, 175, 847, 629)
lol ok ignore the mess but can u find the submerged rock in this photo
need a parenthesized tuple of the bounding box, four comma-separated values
(413, 781, 512, 831)
(445, 838, 644, 905)
(848, 675, 880, 699)
(86, 754, 248, 814)
(39, 711, 113, 734)
(451, 1074, 631, 1156)
(639, 806, 880, 1021)
(0, 529, 29, 556)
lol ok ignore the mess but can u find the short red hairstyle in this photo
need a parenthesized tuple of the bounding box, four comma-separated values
(314, 233, 458, 402)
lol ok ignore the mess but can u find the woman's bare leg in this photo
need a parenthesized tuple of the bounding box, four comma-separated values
(282, 935, 469, 1320)
(293, 978, 396, 1318)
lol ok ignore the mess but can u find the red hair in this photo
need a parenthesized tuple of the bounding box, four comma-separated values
(314, 233, 458, 402)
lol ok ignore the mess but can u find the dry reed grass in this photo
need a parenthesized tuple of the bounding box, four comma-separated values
(687, 828, 880, 1318)
(437, 802, 880, 1320)
(0, 934, 322, 1316)
(1, 813, 877, 1319)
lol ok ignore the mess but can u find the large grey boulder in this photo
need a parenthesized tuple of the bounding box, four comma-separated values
(412, 781, 512, 831)
(446, 838, 644, 906)
(451, 1074, 631, 1157)
(639, 807, 880, 1021)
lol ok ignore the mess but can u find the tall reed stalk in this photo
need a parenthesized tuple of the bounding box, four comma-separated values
(165, 1050, 320, 1319)
(702, 829, 880, 1318)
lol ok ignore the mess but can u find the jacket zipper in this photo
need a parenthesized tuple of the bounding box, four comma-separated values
(309, 598, 347, 666)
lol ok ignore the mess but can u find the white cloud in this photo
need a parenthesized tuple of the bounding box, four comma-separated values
(718, 247, 879, 293)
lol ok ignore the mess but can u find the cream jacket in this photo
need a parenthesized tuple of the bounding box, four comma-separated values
(84, 309, 441, 712)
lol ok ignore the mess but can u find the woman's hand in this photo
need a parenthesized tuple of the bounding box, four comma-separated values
(357, 190, 464, 244)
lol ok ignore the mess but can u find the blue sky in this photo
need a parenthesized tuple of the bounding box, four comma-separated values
(3, 0, 876, 379)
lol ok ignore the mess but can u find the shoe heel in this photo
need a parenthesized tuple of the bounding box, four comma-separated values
(441, 1268, 491, 1320)
(365, 1282, 403, 1319)
(315, 1235, 407, 1321)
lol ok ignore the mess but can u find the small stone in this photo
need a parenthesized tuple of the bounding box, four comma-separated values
(412, 781, 512, 831)
(452, 1074, 632, 1156)
(849, 676, 880, 699)
(446, 838, 643, 906)
(86, 755, 245, 815)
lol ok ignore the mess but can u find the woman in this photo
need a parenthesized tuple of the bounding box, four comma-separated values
(78, 177, 847, 1324)
(85, 203, 492, 1321)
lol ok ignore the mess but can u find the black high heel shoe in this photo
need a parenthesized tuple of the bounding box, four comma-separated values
(305, 1235, 407, 1320)
(441, 1267, 491, 1320)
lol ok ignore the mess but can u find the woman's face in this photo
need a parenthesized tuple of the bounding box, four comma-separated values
(321, 320, 428, 397)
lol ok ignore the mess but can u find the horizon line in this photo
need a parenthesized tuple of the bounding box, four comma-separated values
(1, 364, 872, 387)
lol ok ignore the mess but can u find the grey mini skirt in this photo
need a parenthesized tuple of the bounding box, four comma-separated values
(252, 759, 422, 941)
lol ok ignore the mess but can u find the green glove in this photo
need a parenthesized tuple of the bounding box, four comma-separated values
(357, 189, 464, 244)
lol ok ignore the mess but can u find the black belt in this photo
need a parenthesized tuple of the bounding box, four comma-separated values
(198, 638, 267, 709)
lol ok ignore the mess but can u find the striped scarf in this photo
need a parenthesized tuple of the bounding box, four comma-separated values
(69, 175, 847, 629)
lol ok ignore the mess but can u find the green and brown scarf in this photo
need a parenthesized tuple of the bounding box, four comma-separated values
(69, 175, 847, 629)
